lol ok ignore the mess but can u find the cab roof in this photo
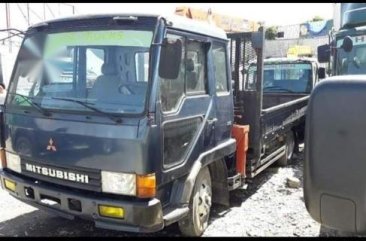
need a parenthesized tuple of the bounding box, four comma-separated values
(29, 13, 228, 40)
(263, 57, 318, 64)
(248, 57, 318, 66)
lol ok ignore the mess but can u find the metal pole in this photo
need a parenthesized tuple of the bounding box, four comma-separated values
(43, 3, 46, 20)
(27, 3, 30, 26)
(256, 26, 265, 114)
(72, 5, 75, 15)
(253, 26, 265, 163)
(5, 3, 11, 53)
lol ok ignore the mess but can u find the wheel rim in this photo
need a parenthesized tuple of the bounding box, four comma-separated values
(194, 179, 212, 232)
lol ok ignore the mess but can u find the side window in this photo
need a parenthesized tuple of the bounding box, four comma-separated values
(186, 40, 207, 94)
(274, 68, 281, 80)
(86, 48, 105, 88)
(212, 43, 229, 93)
(135, 52, 149, 82)
(159, 34, 185, 113)
(159, 35, 209, 113)
(313, 64, 317, 82)
(246, 66, 257, 91)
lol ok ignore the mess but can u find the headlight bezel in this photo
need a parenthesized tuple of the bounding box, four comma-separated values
(5, 151, 21, 173)
(101, 171, 136, 196)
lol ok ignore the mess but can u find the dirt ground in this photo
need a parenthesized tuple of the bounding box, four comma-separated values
(0, 147, 353, 237)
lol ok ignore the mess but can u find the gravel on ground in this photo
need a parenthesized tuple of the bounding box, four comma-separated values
(0, 145, 353, 237)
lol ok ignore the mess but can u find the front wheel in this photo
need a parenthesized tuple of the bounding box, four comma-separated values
(178, 167, 212, 237)
(277, 131, 295, 167)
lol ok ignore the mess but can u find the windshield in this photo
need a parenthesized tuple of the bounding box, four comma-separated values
(336, 34, 366, 75)
(246, 63, 313, 93)
(7, 29, 153, 114)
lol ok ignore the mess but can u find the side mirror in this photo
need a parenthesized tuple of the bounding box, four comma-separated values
(317, 44, 330, 63)
(0, 54, 4, 91)
(241, 68, 248, 75)
(341, 36, 353, 53)
(0, 50, 5, 106)
(318, 67, 326, 79)
(158, 38, 182, 79)
(304, 78, 366, 233)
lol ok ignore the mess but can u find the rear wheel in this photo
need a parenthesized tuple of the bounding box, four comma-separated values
(277, 131, 295, 167)
(178, 167, 212, 237)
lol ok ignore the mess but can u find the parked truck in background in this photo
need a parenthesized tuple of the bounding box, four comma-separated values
(305, 3, 366, 234)
(233, 55, 322, 175)
(0, 14, 321, 236)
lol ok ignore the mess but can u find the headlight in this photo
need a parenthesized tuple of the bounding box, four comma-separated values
(101, 171, 136, 195)
(6, 152, 21, 173)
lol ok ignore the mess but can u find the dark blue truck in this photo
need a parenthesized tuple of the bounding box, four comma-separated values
(0, 14, 319, 236)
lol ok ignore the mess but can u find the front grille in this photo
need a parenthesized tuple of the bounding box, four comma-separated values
(20, 159, 101, 192)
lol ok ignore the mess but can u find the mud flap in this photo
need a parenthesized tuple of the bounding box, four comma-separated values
(209, 159, 230, 207)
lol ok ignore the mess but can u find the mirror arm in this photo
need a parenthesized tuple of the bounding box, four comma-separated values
(151, 42, 164, 46)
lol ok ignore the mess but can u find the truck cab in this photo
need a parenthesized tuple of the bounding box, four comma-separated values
(247, 57, 321, 109)
(0, 14, 236, 236)
(318, 3, 366, 76)
(332, 27, 366, 76)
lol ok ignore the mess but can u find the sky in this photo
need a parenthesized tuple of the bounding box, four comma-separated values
(0, 3, 334, 32)
(0, 3, 334, 92)
(72, 3, 334, 26)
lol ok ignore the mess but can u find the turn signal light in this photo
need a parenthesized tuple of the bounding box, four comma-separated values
(0, 148, 6, 169)
(98, 205, 124, 219)
(137, 173, 156, 198)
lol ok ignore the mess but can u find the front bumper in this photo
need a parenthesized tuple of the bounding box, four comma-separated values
(0, 170, 164, 233)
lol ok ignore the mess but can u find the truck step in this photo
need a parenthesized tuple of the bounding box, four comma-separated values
(239, 183, 248, 190)
(228, 173, 242, 191)
(163, 206, 189, 226)
(248, 145, 286, 178)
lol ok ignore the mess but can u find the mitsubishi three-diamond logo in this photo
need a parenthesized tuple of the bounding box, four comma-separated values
(47, 138, 57, 152)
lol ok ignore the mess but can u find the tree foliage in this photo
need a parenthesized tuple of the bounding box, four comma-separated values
(265, 26, 278, 40)
(310, 16, 324, 22)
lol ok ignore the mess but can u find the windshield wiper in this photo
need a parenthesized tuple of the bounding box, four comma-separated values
(51, 97, 122, 124)
(263, 86, 295, 93)
(8, 92, 52, 116)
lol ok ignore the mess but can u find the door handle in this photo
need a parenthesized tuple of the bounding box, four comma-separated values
(207, 118, 218, 125)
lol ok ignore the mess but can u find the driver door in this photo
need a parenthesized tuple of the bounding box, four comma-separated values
(158, 31, 215, 182)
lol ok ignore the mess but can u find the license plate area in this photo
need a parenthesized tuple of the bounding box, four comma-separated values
(40, 194, 61, 207)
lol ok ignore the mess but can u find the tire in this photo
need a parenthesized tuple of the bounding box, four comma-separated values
(293, 135, 300, 154)
(178, 167, 212, 237)
(277, 131, 295, 167)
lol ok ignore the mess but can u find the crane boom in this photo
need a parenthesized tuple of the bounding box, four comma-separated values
(175, 6, 260, 33)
